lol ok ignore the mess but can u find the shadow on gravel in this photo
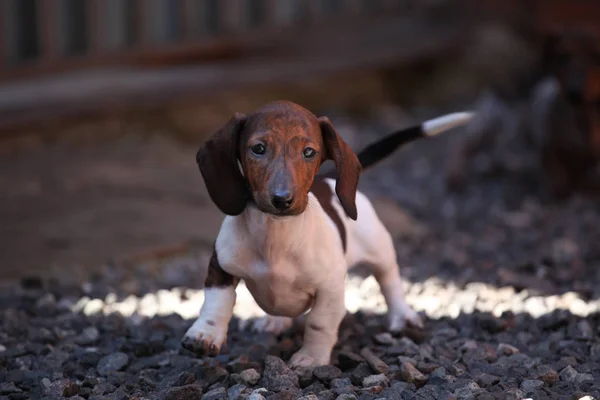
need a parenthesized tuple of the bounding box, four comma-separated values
(1, 276, 600, 400)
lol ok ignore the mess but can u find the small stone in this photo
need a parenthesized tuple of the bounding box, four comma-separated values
(390, 337, 419, 356)
(453, 381, 480, 399)
(520, 379, 544, 392)
(164, 384, 204, 400)
(350, 363, 373, 386)
(475, 373, 499, 388)
(400, 362, 427, 387)
(295, 367, 315, 388)
(228, 355, 260, 374)
(195, 365, 229, 388)
(92, 382, 117, 395)
(298, 395, 320, 400)
(271, 389, 303, 399)
(63, 381, 79, 397)
(362, 374, 388, 388)
(260, 356, 299, 392)
(359, 348, 388, 374)
(75, 327, 100, 345)
(559, 365, 579, 382)
(475, 392, 495, 400)
(303, 381, 326, 395)
(227, 384, 247, 399)
(174, 372, 196, 387)
(314, 365, 342, 382)
(36, 293, 56, 309)
(478, 314, 506, 333)
(247, 392, 266, 400)
(202, 386, 227, 400)
(330, 378, 352, 389)
(576, 320, 594, 340)
(0, 382, 22, 394)
(44, 379, 79, 398)
(535, 366, 558, 385)
(338, 352, 363, 370)
(575, 373, 594, 386)
(503, 388, 525, 400)
(496, 343, 519, 356)
(397, 356, 417, 367)
(373, 333, 395, 345)
(237, 369, 261, 386)
(416, 361, 440, 374)
(317, 390, 335, 400)
(138, 375, 156, 391)
(248, 388, 269, 400)
(334, 394, 357, 400)
(97, 352, 129, 376)
(429, 367, 453, 385)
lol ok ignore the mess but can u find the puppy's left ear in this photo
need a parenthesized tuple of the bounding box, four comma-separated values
(319, 116, 362, 220)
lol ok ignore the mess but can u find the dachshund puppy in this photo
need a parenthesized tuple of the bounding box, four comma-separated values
(182, 101, 473, 367)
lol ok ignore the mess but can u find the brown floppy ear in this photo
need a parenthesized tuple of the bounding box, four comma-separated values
(319, 116, 362, 220)
(196, 113, 249, 215)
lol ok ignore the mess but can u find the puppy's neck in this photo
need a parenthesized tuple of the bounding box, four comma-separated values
(241, 202, 316, 259)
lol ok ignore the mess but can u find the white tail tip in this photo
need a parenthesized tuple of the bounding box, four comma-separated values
(422, 112, 475, 137)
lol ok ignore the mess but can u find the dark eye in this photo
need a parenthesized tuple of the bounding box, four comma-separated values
(251, 143, 266, 155)
(303, 147, 316, 158)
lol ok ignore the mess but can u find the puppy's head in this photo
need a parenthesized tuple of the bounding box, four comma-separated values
(196, 101, 361, 219)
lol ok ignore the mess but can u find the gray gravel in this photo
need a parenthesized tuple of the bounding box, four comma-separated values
(1, 106, 600, 399)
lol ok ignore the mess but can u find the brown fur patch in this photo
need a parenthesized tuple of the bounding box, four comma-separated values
(310, 177, 347, 251)
(238, 102, 324, 215)
(204, 248, 235, 288)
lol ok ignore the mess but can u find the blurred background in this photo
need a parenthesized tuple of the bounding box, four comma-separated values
(0, 0, 599, 301)
(2, 2, 600, 399)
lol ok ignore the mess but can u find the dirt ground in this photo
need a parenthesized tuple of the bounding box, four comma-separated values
(0, 130, 226, 282)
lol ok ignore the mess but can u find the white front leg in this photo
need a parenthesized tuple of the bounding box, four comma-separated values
(182, 246, 240, 356)
(182, 286, 237, 356)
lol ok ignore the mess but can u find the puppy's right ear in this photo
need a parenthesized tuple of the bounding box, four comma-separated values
(196, 113, 249, 215)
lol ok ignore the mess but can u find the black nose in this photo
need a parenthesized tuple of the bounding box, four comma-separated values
(271, 191, 294, 210)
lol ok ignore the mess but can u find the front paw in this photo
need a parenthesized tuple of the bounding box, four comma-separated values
(181, 321, 227, 357)
(289, 348, 330, 368)
(388, 306, 424, 333)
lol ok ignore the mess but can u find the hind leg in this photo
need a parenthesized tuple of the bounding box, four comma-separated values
(355, 213, 423, 332)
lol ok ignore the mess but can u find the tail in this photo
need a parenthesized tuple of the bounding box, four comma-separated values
(356, 111, 474, 171)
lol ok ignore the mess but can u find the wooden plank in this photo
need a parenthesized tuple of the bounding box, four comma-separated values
(345, 0, 362, 15)
(87, 0, 105, 51)
(0, 0, 7, 66)
(103, 0, 127, 50)
(133, 0, 150, 46)
(219, 0, 245, 33)
(305, 0, 323, 22)
(182, 0, 198, 38)
(40, 0, 61, 62)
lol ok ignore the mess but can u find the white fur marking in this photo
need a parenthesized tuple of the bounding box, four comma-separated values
(423, 112, 475, 137)
(183, 287, 236, 351)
